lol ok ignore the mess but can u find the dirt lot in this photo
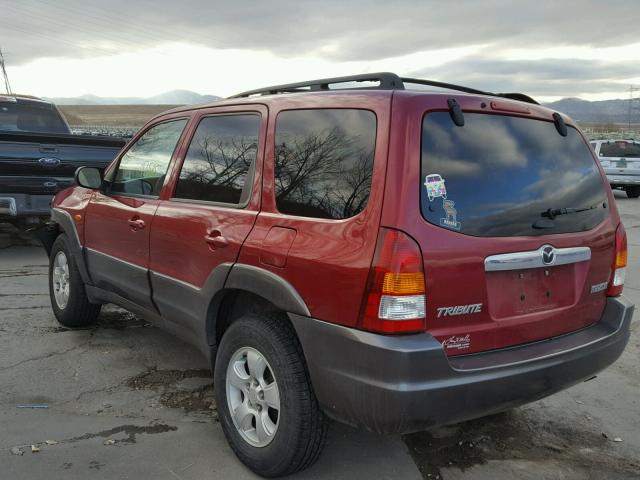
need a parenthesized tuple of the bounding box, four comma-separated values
(1, 191, 639, 479)
(58, 105, 179, 127)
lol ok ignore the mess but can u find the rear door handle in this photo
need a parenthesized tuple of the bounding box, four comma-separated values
(205, 228, 229, 248)
(128, 218, 145, 230)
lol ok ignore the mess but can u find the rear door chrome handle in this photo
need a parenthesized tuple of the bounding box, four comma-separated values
(127, 218, 145, 230)
(484, 245, 591, 272)
(205, 228, 229, 248)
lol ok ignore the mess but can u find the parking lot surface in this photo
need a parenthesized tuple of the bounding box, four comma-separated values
(1, 191, 639, 479)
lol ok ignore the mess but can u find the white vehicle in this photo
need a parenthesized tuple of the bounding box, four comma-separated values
(590, 140, 640, 198)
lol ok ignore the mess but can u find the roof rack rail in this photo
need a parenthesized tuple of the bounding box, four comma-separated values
(228, 72, 539, 105)
(400, 78, 538, 104)
(228, 72, 405, 99)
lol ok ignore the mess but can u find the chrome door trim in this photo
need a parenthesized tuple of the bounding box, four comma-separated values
(484, 245, 591, 272)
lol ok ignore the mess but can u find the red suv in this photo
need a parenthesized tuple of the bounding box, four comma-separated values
(40, 73, 634, 477)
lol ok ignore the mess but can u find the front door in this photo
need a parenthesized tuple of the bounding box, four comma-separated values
(84, 117, 189, 311)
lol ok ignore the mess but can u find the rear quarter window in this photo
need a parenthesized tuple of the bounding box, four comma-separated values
(420, 112, 608, 237)
(274, 109, 376, 220)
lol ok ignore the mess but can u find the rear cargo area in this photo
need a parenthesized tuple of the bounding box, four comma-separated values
(412, 108, 615, 356)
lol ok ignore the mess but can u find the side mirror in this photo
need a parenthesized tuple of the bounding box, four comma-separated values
(74, 166, 103, 189)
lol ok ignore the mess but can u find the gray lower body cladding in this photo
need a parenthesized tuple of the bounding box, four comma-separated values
(290, 296, 633, 435)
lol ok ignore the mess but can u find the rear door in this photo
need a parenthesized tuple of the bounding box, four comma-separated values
(237, 101, 388, 329)
(84, 117, 189, 311)
(149, 105, 266, 340)
(385, 94, 616, 356)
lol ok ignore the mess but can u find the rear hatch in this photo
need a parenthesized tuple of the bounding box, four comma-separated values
(388, 97, 615, 356)
(598, 140, 640, 177)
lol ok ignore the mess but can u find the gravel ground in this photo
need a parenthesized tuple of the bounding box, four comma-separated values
(0, 190, 638, 479)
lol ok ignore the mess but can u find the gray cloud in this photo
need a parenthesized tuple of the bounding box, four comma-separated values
(1, 0, 639, 98)
(410, 57, 640, 97)
(1, 0, 639, 64)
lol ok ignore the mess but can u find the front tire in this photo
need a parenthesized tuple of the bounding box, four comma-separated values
(49, 234, 101, 327)
(626, 186, 640, 198)
(214, 314, 328, 477)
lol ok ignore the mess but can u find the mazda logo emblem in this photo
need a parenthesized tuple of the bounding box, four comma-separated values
(542, 246, 555, 265)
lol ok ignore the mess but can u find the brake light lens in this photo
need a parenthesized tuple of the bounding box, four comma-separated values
(359, 228, 426, 334)
(607, 223, 627, 296)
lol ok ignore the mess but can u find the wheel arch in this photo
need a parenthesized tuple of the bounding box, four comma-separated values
(43, 208, 92, 284)
(206, 264, 311, 357)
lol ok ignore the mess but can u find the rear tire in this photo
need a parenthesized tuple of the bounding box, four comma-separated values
(49, 234, 101, 327)
(626, 186, 640, 198)
(214, 313, 328, 477)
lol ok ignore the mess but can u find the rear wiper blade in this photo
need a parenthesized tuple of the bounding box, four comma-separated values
(541, 203, 603, 220)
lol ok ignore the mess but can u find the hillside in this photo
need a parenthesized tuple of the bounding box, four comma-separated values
(543, 98, 640, 124)
(47, 89, 220, 106)
(48, 90, 639, 125)
(58, 104, 178, 127)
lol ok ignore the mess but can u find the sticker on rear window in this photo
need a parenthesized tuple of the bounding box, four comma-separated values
(442, 334, 471, 351)
(440, 199, 461, 231)
(424, 173, 447, 201)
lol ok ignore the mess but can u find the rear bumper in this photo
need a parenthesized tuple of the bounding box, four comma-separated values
(0, 194, 53, 217)
(290, 296, 634, 434)
(605, 172, 640, 186)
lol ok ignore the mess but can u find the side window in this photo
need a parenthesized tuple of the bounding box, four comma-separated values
(173, 114, 260, 205)
(111, 119, 187, 196)
(274, 109, 376, 219)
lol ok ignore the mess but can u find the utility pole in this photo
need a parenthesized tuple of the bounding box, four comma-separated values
(629, 85, 639, 130)
(0, 47, 12, 95)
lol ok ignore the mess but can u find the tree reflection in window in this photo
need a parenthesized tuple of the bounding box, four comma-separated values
(275, 109, 376, 219)
(174, 114, 260, 204)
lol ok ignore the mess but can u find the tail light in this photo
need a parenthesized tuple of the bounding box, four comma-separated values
(607, 223, 627, 296)
(359, 228, 426, 334)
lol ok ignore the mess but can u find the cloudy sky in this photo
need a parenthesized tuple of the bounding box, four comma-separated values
(1, 0, 639, 102)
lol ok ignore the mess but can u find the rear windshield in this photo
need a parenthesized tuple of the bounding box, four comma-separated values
(420, 112, 608, 237)
(599, 141, 640, 158)
(0, 101, 69, 134)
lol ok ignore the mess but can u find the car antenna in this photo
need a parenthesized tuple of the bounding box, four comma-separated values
(0, 47, 12, 95)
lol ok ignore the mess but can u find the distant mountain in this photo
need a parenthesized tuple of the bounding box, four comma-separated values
(43, 92, 639, 124)
(543, 98, 640, 124)
(46, 90, 221, 105)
